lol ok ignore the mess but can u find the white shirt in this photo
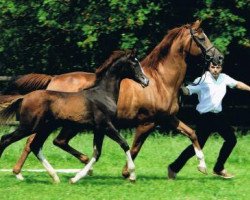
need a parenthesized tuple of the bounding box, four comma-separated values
(187, 71, 238, 114)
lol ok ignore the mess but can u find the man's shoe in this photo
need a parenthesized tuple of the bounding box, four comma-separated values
(213, 169, 234, 179)
(168, 166, 177, 180)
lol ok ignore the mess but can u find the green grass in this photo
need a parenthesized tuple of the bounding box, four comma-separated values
(0, 126, 249, 200)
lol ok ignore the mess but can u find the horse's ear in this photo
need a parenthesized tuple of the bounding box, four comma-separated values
(192, 20, 202, 29)
(130, 48, 137, 58)
(126, 48, 137, 59)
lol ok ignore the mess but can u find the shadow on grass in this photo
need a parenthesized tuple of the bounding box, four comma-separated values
(1, 172, 236, 186)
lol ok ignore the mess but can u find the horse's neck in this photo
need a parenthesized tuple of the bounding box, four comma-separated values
(157, 52, 187, 92)
(96, 75, 121, 101)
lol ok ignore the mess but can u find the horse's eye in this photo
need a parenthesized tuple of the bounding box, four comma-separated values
(198, 37, 206, 42)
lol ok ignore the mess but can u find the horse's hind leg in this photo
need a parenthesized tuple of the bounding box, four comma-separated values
(122, 122, 155, 178)
(53, 127, 89, 164)
(12, 134, 36, 180)
(30, 125, 60, 183)
(0, 127, 32, 158)
(170, 116, 207, 174)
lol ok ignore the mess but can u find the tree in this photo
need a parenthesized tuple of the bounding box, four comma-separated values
(0, 0, 249, 77)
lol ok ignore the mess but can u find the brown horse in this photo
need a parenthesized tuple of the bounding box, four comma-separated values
(1, 20, 223, 180)
(0, 49, 149, 183)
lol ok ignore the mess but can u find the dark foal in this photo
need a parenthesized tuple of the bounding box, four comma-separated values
(0, 50, 149, 183)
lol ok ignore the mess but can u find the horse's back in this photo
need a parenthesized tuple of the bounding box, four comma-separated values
(21, 90, 92, 124)
(47, 72, 96, 92)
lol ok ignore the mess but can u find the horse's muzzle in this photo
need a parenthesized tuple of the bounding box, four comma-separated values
(140, 77, 149, 88)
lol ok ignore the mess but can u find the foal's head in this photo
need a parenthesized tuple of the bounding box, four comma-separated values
(182, 20, 224, 65)
(96, 49, 149, 87)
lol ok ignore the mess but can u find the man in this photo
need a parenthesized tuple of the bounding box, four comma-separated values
(168, 62, 250, 179)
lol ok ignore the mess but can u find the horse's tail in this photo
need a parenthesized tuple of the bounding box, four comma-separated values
(1, 73, 53, 95)
(0, 96, 23, 124)
(0, 94, 23, 105)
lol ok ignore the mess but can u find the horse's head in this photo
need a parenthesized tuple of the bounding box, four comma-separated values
(117, 49, 149, 88)
(184, 20, 224, 65)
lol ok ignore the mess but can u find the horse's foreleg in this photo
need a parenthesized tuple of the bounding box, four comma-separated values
(122, 122, 155, 178)
(70, 129, 104, 184)
(170, 116, 207, 174)
(12, 134, 36, 180)
(105, 121, 136, 182)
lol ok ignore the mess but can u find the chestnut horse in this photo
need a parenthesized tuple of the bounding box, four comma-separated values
(0, 49, 149, 183)
(0, 21, 223, 180)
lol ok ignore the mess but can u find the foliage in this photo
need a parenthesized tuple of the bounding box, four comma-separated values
(195, 0, 249, 53)
(0, 128, 249, 200)
(0, 0, 249, 75)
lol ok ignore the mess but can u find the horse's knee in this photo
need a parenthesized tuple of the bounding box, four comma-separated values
(53, 138, 66, 148)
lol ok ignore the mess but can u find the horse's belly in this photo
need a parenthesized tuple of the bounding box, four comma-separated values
(51, 98, 92, 124)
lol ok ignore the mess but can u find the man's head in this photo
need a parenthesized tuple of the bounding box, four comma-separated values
(208, 62, 222, 79)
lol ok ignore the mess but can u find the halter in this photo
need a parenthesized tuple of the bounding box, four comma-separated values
(187, 28, 215, 86)
(190, 29, 216, 63)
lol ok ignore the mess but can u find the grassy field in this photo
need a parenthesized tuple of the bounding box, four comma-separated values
(0, 126, 249, 200)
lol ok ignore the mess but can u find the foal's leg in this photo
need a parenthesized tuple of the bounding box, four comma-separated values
(53, 127, 89, 164)
(70, 129, 105, 183)
(13, 133, 36, 180)
(30, 126, 60, 183)
(122, 122, 155, 178)
(105, 121, 136, 182)
(169, 116, 207, 174)
(0, 127, 32, 157)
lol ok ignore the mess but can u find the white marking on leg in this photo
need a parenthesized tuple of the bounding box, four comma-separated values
(70, 157, 96, 183)
(194, 147, 204, 160)
(194, 147, 207, 169)
(37, 149, 60, 183)
(126, 150, 136, 181)
(15, 173, 24, 181)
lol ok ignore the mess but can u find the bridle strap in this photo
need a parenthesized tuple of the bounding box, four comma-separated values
(187, 28, 212, 86)
(189, 29, 215, 60)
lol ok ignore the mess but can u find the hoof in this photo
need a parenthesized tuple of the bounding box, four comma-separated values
(15, 173, 24, 181)
(69, 178, 77, 184)
(53, 178, 60, 184)
(122, 169, 130, 178)
(197, 166, 207, 174)
(167, 166, 177, 180)
(69, 179, 74, 184)
(51, 175, 60, 184)
(88, 169, 93, 176)
(128, 178, 136, 183)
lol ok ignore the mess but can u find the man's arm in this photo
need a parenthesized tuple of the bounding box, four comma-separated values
(236, 81, 250, 92)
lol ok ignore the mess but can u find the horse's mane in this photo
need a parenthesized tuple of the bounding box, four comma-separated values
(141, 24, 191, 69)
(95, 50, 131, 78)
